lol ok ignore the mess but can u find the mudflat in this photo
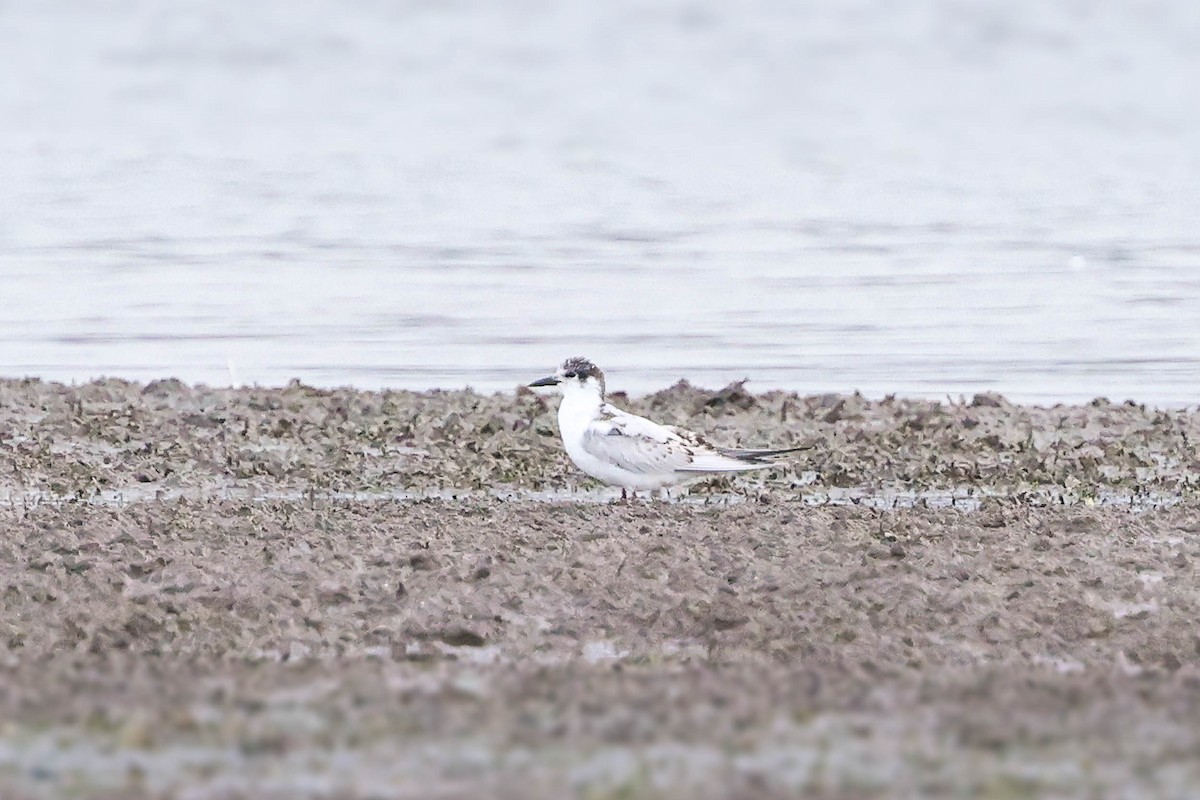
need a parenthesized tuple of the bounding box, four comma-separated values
(1, 378, 1198, 798)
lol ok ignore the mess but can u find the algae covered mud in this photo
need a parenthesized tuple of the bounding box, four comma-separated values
(1, 377, 1197, 506)
(2, 378, 1200, 798)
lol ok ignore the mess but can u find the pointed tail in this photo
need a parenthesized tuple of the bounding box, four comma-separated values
(718, 444, 812, 463)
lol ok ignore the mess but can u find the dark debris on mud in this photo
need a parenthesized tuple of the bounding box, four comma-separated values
(0, 377, 1197, 502)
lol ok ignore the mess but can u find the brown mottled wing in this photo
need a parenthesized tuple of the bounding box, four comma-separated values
(580, 407, 766, 475)
(579, 410, 697, 475)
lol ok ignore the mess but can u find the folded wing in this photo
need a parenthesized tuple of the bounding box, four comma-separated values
(580, 406, 780, 475)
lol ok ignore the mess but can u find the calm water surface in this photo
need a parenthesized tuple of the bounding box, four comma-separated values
(2, 1, 1198, 403)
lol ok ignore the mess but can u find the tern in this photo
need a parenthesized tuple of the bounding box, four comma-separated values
(529, 357, 805, 498)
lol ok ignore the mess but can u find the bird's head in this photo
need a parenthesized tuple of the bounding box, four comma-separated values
(529, 356, 606, 400)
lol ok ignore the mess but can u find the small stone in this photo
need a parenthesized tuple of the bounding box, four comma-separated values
(437, 628, 486, 647)
(970, 393, 1004, 408)
(409, 553, 436, 570)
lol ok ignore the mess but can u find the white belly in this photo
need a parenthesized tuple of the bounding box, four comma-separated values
(557, 399, 678, 490)
(563, 437, 678, 490)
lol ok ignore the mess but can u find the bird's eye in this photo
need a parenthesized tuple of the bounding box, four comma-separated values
(563, 371, 577, 379)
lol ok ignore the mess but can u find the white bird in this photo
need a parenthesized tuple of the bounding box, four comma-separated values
(529, 357, 806, 498)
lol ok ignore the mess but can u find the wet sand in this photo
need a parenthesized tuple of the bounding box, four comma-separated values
(2, 379, 1199, 798)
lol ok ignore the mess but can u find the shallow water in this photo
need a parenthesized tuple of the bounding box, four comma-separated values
(6, 713, 1189, 800)
(2, 1, 1198, 403)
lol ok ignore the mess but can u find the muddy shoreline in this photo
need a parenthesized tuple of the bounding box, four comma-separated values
(2, 379, 1199, 798)
(1, 377, 1197, 503)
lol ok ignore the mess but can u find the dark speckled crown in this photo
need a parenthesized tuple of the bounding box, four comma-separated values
(561, 357, 605, 395)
